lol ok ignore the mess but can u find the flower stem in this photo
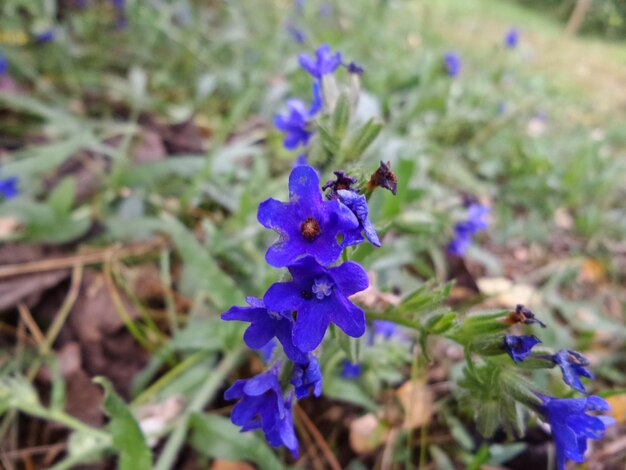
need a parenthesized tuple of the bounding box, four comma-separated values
(365, 311, 424, 332)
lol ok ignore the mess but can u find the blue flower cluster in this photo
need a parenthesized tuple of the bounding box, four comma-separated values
(502, 322, 614, 469)
(222, 45, 384, 456)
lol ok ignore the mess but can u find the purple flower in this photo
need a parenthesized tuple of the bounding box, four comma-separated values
(340, 360, 361, 379)
(221, 297, 308, 364)
(0, 172, 18, 200)
(535, 393, 615, 470)
(443, 52, 461, 78)
(286, 24, 306, 44)
(505, 28, 519, 48)
(263, 256, 368, 352)
(322, 171, 358, 200)
(0, 51, 7, 76)
(265, 393, 299, 458)
(299, 44, 342, 79)
(274, 81, 322, 150)
(291, 356, 323, 399)
(447, 203, 490, 256)
(346, 62, 364, 75)
(257, 165, 359, 267)
(257, 340, 277, 363)
(503, 335, 541, 363)
(337, 189, 381, 247)
(35, 30, 55, 43)
(372, 320, 397, 339)
(552, 350, 594, 394)
(225, 368, 298, 457)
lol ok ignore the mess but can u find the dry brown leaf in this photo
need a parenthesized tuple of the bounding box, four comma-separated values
(395, 379, 434, 430)
(0, 217, 20, 238)
(348, 413, 390, 454)
(578, 258, 605, 284)
(477, 277, 540, 307)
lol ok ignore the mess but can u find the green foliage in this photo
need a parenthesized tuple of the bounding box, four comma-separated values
(189, 414, 284, 470)
(94, 377, 152, 470)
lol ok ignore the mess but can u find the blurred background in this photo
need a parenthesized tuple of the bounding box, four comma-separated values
(0, 0, 625, 469)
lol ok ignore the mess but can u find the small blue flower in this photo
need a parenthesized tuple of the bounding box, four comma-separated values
(291, 356, 323, 399)
(372, 320, 398, 339)
(447, 203, 490, 256)
(0, 50, 7, 76)
(552, 350, 594, 394)
(443, 52, 462, 77)
(286, 24, 306, 44)
(337, 189, 381, 247)
(263, 256, 369, 352)
(225, 368, 298, 457)
(340, 360, 361, 379)
(503, 335, 541, 363)
(505, 28, 519, 48)
(257, 165, 359, 267)
(221, 296, 308, 364)
(299, 44, 342, 79)
(535, 393, 615, 470)
(35, 30, 55, 43)
(0, 172, 18, 200)
(274, 81, 321, 150)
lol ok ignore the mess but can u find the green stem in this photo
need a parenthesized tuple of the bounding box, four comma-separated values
(154, 349, 245, 470)
(365, 311, 424, 332)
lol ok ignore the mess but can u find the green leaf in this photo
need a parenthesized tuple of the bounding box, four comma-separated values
(94, 377, 152, 470)
(318, 124, 341, 156)
(189, 413, 283, 470)
(332, 92, 351, 140)
(48, 178, 76, 216)
(161, 214, 243, 308)
(345, 118, 382, 161)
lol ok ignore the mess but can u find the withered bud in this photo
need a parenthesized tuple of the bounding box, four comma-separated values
(504, 304, 546, 328)
(368, 160, 397, 195)
(322, 170, 358, 200)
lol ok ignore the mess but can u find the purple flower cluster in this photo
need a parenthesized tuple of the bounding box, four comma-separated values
(504, 28, 519, 48)
(223, 162, 383, 455)
(444, 51, 462, 78)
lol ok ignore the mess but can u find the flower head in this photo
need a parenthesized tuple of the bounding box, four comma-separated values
(337, 189, 381, 247)
(444, 52, 462, 77)
(0, 50, 7, 76)
(274, 81, 321, 150)
(341, 360, 361, 379)
(35, 30, 55, 43)
(535, 393, 615, 470)
(221, 297, 307, 364)
(291, 356, 323, 399)
(225, 369, 298, 457)
(263, 256, 368, 351)
(504, 28, 519, 48)
(286, 24, 306, 44)
(503, 335, 541, 363)
(257, 165, 359, 267)
(372, 320, 398, 339)
(552, 350, 594, 394)
(447, 203, 490, 256)
(322, 170, 358, 200)
(0, 172, 18, 200)
(299, 44, 342, 79)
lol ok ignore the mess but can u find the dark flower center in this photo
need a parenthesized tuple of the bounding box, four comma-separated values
(300, 217, 321, 241)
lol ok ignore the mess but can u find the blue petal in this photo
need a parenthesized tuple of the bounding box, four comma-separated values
(288, 165, 323, 206)
(329, 261, 369, 296)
